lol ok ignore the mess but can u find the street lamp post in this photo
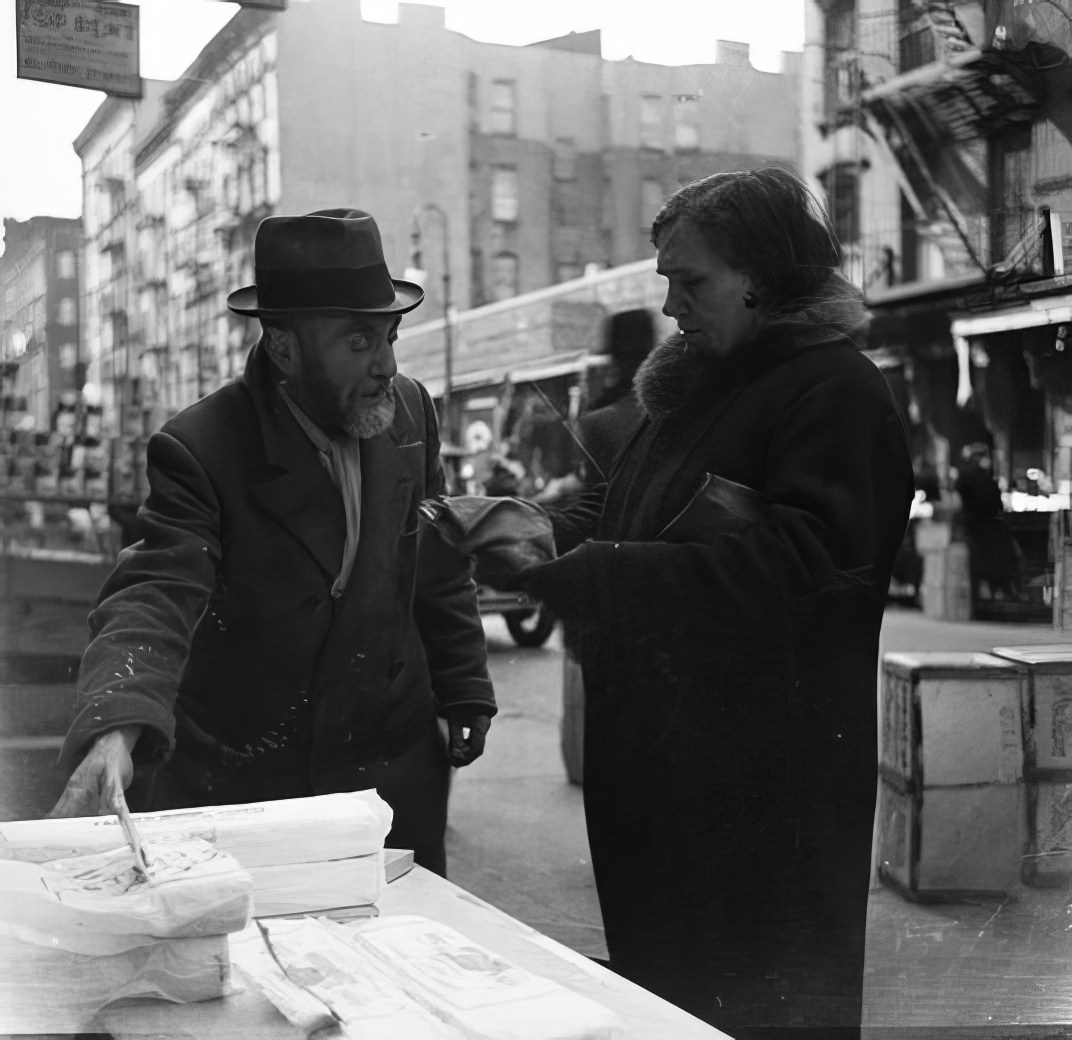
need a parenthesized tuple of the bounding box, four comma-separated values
(408, 204, 454, 444)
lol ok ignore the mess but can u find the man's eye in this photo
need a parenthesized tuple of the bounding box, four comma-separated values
(350, 333, 370, 350)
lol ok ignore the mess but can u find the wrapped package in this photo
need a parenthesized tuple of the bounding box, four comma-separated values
(0, 931, 234, 1033)
(237, 915, 621, 1040)
(233, 917, 460, 1039)
(343, 916, 621, 1040)
(251, 852, 384, 917)
(0, 837, 252, 955)
(0, 790, 393, 867)
(0, 791, 392, 917)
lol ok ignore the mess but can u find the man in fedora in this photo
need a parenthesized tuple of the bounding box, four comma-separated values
(50, 209, 496, 875)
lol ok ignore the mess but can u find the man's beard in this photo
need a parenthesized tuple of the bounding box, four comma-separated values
(342, 384, 397, 440)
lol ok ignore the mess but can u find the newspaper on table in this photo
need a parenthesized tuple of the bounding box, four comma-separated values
(235, 915, 622, 1040)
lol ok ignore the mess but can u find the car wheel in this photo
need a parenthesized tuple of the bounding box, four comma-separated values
(504, 605, 556, 648)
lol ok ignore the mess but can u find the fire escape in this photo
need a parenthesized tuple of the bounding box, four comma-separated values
(832, 0, 1066, 287)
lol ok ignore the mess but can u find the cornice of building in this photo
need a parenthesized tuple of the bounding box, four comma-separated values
(135, 8, 276, 169)
(72, 78, 173, 158)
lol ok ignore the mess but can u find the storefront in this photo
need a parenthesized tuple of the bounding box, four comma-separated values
(867, 276, 1064, 623)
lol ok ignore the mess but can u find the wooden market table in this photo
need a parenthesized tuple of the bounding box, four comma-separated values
(0, 855, 732, 1039)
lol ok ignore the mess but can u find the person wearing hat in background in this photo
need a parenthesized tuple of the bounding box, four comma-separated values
(49, 209, 496, 876)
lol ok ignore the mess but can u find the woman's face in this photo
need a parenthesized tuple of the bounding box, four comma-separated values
(656, 220, 763, 357)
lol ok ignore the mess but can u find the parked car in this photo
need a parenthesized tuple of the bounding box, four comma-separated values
(476, 585, 557, 647)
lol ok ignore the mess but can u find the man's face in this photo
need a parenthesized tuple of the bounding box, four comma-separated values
(656, 220, 761, 358)
(286, 312, 400, 439)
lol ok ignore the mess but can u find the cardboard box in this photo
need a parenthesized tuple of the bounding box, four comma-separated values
(1023, 780, 1072, 885)
(991, 645, 1072, 776)
(881, 652, 1024, 788)
(878, 777, 1027, 898)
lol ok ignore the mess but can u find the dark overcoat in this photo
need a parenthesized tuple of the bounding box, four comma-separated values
(528, 329, 914, 1037)
(60, 343, 494, 860)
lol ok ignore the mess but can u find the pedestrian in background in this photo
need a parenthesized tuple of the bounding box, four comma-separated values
(500, 168, 914, 1038)
(50, 209, 495, 876)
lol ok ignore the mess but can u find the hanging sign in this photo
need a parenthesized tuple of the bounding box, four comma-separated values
(16, 0, 141, 98)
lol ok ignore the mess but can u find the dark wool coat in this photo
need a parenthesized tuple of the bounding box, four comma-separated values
(60, 343, 494, 860)
(528, 328, 914, 1037)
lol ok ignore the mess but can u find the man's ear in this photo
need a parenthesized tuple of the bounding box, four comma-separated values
(262, 324, 297, 375)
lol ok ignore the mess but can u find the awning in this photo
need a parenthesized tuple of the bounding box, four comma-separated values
(949, 293, 1072, 404)
(422, 352, 610, 399)
(951, 294, 1072, 338)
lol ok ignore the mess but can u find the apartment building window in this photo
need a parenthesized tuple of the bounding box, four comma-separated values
(641, 178, 666, 231)
(490, 251, 519, 301)
(819, 163, 859, 246)
(59, 343, 78, 370)
(640, 95, 662, 150)
(490, 80, 517, 135)
(57, 297, 76, 326)
(900, 192, 919, 283)
(673, 95, 700, 151)
(824, 0, 857, 118)
(553, 137, 576, 181)
(470, 248, 485, 307)
(491, 166, 520, 222)
(990, 126, 1034, 264)
(467, 72, 479, 132)
(55, 250, 75, 280)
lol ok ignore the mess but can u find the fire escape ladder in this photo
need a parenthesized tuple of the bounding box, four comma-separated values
(873, 95, 987, 274)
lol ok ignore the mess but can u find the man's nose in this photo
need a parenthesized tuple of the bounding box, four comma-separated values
(661, 286, 678, 320)
(371, 336, 398, 380)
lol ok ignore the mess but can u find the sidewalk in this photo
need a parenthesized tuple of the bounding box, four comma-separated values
(448, 608, 1072, 1037)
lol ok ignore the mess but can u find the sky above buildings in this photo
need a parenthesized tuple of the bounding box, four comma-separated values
(0, 0, 806, 246)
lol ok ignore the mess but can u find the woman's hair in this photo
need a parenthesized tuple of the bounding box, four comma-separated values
(650, 166, 866, 339)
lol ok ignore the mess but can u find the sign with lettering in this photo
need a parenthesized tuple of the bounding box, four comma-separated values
(16, 0, 141, 98)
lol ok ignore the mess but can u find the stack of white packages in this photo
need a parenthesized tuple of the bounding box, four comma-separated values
(0, 790, 395, 917)
(233, 914, 622, 1040)
(0, 837, 253, 1031)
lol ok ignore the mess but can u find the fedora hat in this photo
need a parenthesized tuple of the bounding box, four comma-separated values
(227, 208, 424, 317)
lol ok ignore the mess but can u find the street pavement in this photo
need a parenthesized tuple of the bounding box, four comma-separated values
(448, 606, 1072, 1035)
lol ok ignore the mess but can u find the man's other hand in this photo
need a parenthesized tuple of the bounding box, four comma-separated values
(447, 715, 491, 767)
(49, 725, 143, 818)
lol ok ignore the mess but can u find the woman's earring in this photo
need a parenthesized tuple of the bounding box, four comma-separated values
(743, 292, 759, 309)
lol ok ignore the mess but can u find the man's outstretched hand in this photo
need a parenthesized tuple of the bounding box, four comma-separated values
(447, 715, 491, 767)
(48, 725, 143, 818)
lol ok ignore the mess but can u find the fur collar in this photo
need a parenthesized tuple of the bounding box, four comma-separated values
(633, 294, 870, 423)
(633, 334, 717, 423)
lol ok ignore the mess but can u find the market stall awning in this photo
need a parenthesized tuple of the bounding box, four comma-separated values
(951, 294, 1072, 338)
(420, 351, 610, 399)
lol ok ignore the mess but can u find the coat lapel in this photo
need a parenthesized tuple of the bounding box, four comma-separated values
(629, 337, 801, 537)
(244, 342, 346, 580)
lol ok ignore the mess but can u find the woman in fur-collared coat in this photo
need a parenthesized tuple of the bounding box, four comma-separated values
(522, 169, 915, 1039)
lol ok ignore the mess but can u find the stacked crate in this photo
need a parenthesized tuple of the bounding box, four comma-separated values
(878, 651, 1026, 899)
(990, 645, 1072, 886)
(916, 518, 972, 621)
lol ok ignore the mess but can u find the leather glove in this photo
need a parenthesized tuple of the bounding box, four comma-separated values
(447, 715, 491, 767)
